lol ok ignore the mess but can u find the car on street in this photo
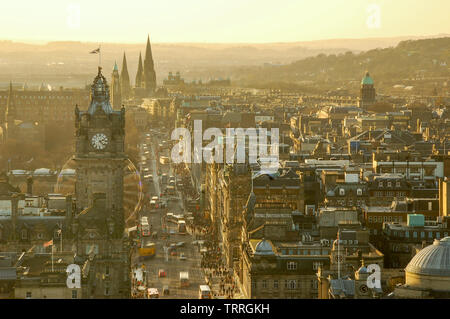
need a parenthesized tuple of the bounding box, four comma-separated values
(170, 250, 177, 256)
(158, 269, 167, 277)
(176, 242, 185, 247)
(179, 253, 187, 261)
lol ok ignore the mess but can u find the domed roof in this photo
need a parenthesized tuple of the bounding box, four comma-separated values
(405, 237, 450, 277)
(361, 72, 374, 85)
(254, 239, 275, 256)
(357, 261, 368, 274)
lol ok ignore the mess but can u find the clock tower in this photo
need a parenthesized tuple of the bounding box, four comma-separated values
(71, 67, 130, 299)
(74, 66, 126, 218)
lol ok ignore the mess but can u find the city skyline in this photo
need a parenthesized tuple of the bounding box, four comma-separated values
(1, 0, 449, 43)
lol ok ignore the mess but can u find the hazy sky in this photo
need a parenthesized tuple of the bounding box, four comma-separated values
(1, 0, 449, 43)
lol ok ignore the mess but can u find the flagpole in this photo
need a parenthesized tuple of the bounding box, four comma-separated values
(337, 230, 340, 280)
(99, 44, 101, 67)
(51, 242, 54, 272)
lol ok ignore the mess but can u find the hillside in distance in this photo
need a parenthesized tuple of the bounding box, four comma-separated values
(234, 37, 450, 92)
(0, 34, 447, 88)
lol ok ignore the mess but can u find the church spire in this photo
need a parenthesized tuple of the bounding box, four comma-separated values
(5, 81, 16, 124)
(135, 51, 143, 88)
(111, 61, 121, 110)
(143, 34, 156, 95)
(120, 52, 131, 100)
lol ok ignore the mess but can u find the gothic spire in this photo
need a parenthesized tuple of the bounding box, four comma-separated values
(135, 52, 143, 88)
(143, 34, 156, 94)
(111, 61, 121, 110)
(144, 34, 154, 69)
(120, 52, 131, 99)
(5, 81, 16, 123)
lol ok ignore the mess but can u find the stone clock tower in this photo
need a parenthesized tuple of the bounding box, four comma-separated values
(72, 67, 130, 298)
(74, 67, 126, 216)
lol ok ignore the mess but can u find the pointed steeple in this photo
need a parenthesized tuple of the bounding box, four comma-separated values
(120, 52, 131, 100)
(144, 35, 154, 70)
(135, 52, 143, 88)
(111, 61, 121, 110)
(143, 34, 156, 95)
(5, 82, 16, 124)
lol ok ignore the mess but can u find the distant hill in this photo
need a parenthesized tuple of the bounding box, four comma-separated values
(0, 35, 448, 88)
(235, 37, 450, 88)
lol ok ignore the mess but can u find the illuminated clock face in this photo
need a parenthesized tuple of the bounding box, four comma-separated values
(91, 133, 108, 150)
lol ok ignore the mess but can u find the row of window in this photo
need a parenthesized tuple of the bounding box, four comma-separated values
(19, 229, 62, 240)
(373, 191, 406, 197)
(331, 199, 365, 206)
(378, 168, 434, 175)
(252, 279, 318, 290)
(26, 290, 78, 299)
(388, 230, 448, 239)
(286, 261, 323, 271)
(1, 95, 88, 100)
(368, 216, 403, 223)
(281, 249, 329, 256)
(377, 181, 402, 188)
(336, 188, 363, 196)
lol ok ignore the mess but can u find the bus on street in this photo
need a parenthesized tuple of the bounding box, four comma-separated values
(138, 239, 156, 259)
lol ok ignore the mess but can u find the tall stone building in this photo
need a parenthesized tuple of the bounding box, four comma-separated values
(0, 82, 45, 145)
(205, 162, 252, 269)
(120, 52, 131, 101)
(1, 82, 17, 141)
(73, 66, 130, 298)
(111, 62, 122, 110)
(143, 35, 157, 96)
(358, 71, 376, 109)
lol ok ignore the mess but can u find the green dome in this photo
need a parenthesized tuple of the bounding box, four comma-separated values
(361, 72, 374, 85)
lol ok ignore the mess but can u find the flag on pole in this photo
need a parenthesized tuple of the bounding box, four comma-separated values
(43, 239, 53, 247)
(89, 47, 100, 54)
